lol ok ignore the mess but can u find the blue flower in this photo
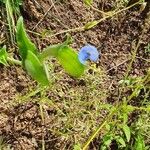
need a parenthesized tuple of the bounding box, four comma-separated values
(78, 44, 99, 64)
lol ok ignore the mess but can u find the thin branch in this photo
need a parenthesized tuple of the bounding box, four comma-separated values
(32, 4, 54, 31)
(44, 0, 141, 38)
(106, 59, 130, 73)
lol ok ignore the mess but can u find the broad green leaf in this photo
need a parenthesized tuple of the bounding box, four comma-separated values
(134, 134, 146, 150)
(122, 124, 131, 142)
(57, 46, 85, 78)
(104, 139, 112, 147)
(100, 145, 107, 150)
(100, 134, 113, 150)
(84, 21, 98, 30)
(24, 51, 49, 85)
(83, 0, 93, 6)
(104, 135, 113, 147)
(103, 134, 113, 147)
(0, 46, 8, 66)
(116, 136, 126, 147)
(16, 16, 37, 60)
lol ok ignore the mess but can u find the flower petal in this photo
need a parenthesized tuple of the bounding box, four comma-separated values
(78, 44, 99, 64)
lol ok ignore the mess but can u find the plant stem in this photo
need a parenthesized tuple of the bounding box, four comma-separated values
(82, 108, 117, 150)
(7, 57, 22, 65)
(132, 106, 150, 111)
(39, 35, 72, 61)
(44, 1, 141, 38)
(46, 27, 84, 38)
(39, 44, 62, 61)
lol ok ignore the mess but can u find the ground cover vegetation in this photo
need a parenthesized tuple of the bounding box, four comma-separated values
(0, 0, 150, 149)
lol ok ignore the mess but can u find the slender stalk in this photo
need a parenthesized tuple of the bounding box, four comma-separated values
(45, 1, 141, 38)
(39, 44, 62, 61)
(39, 35, 72, 61)
(7, 57, 22, 65)
(132, 106, 150, 111)
(6, 0, 15, 45)
(46, 27, 84, 38)
(82, 108, 117, 150)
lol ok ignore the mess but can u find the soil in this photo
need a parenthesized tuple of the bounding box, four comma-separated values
(0, 0, 150, 149)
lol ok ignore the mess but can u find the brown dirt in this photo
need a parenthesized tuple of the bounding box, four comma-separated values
(0, 0, 150, 149)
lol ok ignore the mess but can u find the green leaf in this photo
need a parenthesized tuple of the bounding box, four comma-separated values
(57, 46, 85, 78)
(0, 46, 8, 66)
(126, 105, 134, 112)
(134, 134, 146, 150)
(116, 136, 126, 147)
(83, 0, 93, 6)
(105, 124, 111, 131)
(100, 134, 113, 150)
(16, 16, 37, 60)
(73, 144, 81, 150)
(103, 135, 113, 147)
(24, 51, 49, 85)
(100, 145, 107, 150)
(122, 124, 131, 142)
(84, 21, 98, 30)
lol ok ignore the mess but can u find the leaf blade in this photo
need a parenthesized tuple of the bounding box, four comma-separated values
(84, 21, 98, 30)
(57, 46, 85, 78)
(24, 51, 49, 86)
(122, 124, 131, 142)
(0, 46, 8, 66)
(16, 16, 37, 60)
(134, 134, 146, 150)
(116, 137, 126, 147)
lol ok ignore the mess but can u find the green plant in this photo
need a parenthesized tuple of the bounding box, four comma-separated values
(1, 0, 22, 44)
(82, 67, 150, 150)
(0, 17, 99, 86)
(99, 101, 150, 150)
(83, 0, 93, 6)
(0, 136, 12, 150)
(0, 46, 8, 66)
(145, 43, 150, 53)
(99, 101, 132, 150)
